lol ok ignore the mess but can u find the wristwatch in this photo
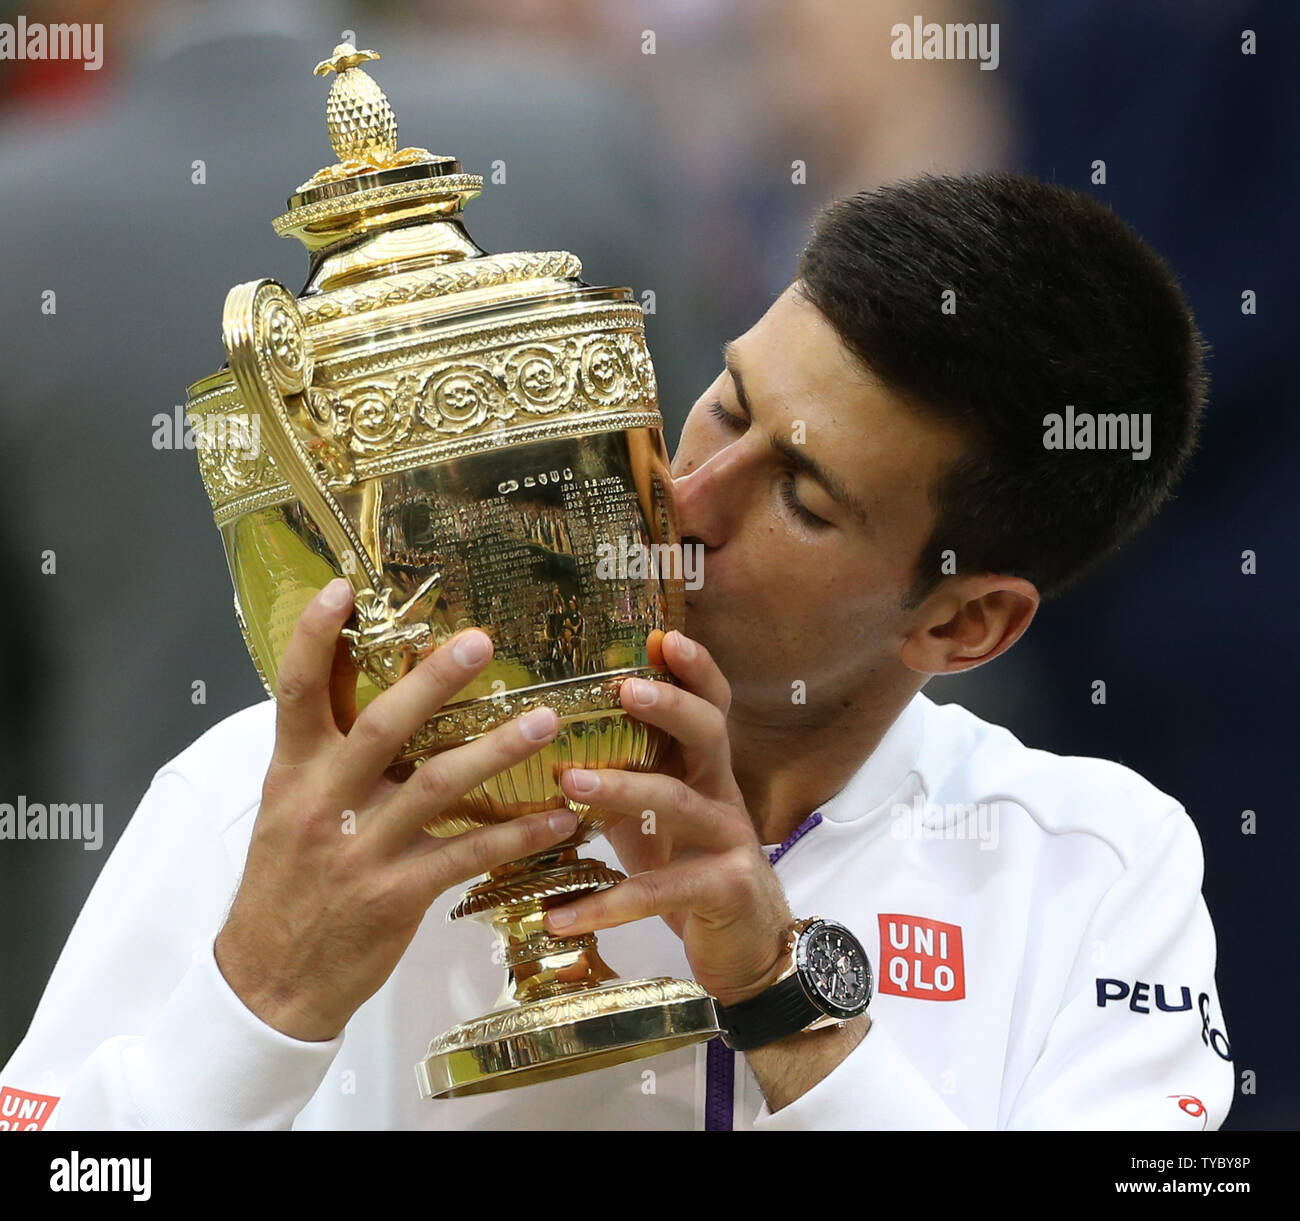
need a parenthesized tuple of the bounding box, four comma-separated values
(715, 917, 873, 1052)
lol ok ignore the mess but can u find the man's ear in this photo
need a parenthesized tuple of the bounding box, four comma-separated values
(900, 575, 1040, 677)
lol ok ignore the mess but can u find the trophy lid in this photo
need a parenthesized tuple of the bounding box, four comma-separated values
(271, 41, 489, 258)
(187, 40, 653, 429)
(184, 38, 622, 407)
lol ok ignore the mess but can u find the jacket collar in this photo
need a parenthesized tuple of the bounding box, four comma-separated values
(817, 691, 928, 825)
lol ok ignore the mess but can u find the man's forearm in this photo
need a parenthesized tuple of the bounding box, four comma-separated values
(745, 1013, 872, 1112)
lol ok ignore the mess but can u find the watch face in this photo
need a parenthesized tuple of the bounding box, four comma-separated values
(798, 921, 873, 1018)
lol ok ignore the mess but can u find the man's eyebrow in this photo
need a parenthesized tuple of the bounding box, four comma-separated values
(721, 340, 873, 530)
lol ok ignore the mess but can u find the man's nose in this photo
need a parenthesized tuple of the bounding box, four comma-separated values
(670, 442, 748, 549)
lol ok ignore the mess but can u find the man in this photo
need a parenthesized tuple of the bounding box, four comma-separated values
(1, 172, 1233, 1131)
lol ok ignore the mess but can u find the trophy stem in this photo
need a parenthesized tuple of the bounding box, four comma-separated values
(452, 847, 625, 1006)
(418, 846, 720, 1098)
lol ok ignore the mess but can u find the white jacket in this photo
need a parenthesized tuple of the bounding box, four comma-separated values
(0, 692, 1235, 1130)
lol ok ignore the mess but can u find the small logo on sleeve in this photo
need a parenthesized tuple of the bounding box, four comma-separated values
(877, 913, 966, 1000)
(1094, 980, 1232, 1061)
(1168, 1094, 1209, 1130)
(0, 1086, 60, 1131)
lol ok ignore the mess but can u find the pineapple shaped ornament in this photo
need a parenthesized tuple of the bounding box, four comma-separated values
(301, 42, 437, 187)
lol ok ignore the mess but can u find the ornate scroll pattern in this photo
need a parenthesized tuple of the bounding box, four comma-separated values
(188, 304, 659, 516)
(190, 397, 275, 511)
(306, 332, 647, 459)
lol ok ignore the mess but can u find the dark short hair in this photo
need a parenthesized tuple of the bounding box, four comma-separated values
(795, 172, 1209, 601)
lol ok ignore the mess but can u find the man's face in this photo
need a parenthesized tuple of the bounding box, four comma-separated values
(669, 283, 964, 716)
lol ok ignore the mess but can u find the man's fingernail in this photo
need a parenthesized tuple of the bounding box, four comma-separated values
(548, 809, 578, 835)
(453, 630, 491, 665)
(627, 678, 657, 706)
(547, 907, 577, 930)
(670, 630, 697, 659)
(519, 707, 557, 740)
(566, 769, 599, 795)
(321, 578, 352, 609)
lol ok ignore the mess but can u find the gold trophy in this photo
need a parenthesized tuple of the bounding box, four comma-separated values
(185, 43, 719, 1097)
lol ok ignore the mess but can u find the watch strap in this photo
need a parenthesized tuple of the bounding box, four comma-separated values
(716, 972, 820, 1052)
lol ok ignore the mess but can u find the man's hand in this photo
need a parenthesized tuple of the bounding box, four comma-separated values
(542, 630, 872, 1112)
(542, 630, 794, 1008)
(215, 578, 577, 1043)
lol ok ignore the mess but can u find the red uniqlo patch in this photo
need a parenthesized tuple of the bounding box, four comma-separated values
(0, 1086, 60, 1131)
(877, 913, 966, 1001)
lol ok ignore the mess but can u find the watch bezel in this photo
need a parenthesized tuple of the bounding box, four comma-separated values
(794, 918, 874, 1021)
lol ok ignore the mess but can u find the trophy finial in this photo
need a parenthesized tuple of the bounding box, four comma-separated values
(299, 40, 435, 189)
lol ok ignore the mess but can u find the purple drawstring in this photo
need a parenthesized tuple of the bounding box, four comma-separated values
(703, 811, 823, 1130)
(766, 810, 824, 866)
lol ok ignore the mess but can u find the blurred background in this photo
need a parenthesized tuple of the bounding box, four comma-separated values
(1, 0, 1293, 1128)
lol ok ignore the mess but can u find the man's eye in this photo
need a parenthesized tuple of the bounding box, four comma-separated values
(780, 472, 830, 530)
(708, 400, 746, 431)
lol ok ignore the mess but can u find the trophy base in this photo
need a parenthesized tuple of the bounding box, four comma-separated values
(416, 976, 719, 1098)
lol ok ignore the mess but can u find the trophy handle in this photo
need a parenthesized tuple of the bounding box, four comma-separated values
(222, 278, 437, 686)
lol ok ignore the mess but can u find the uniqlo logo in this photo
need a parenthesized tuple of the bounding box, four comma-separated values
(878, 913, 966, 1001)
(0, 1086, 59, 1131)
